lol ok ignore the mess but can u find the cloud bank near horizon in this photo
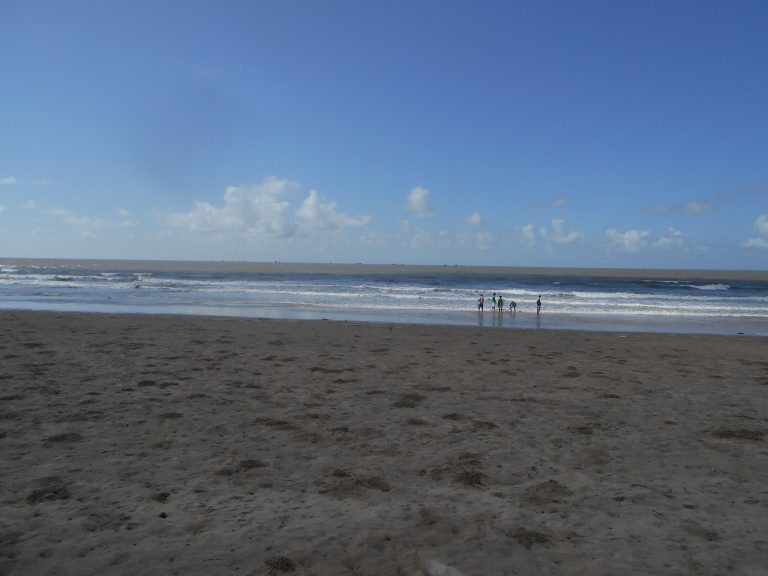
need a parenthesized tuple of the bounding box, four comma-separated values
(2, 173, 766, 266)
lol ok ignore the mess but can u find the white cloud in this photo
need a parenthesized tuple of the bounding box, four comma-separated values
(168, 177, 298, 238)
(465, 211, 483, 226)
(509, 200, 580, 248)
(652, 228, 689, 251)
(397, 219, 434, 249)
(168, 176, 370, 240)
(298, 190, 370, 231)
(357, 230, 389, 248)
(23, 200, 37, 209)
(511, 220, 583, 249)
(407, 186, 434, 218)
(745, 237, 768, 249)
(744, 214, 768, 250)
(605, 227, 690, 253)
(50, 208, 111, 239)
(451, 229, 495, 251)
(0, 205, 6, 214)
(391, 220, 499, 256)
(645, 200, 712, 214)
(605, 228, 651, 252)
(541, 219, 584, 245)
(386, 221, 498, 255)
(115, 208, 138, 227)
(680, 201, 712, 214)
(0, 176, 50, 187)
(519, 224, 536, 247)
(473, 231, 493, 250)
(755, 214, 768, 235)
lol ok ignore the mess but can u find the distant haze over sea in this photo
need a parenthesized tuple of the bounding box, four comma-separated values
(2, 258, 766, 280)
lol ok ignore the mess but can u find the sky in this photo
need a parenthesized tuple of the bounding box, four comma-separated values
(1, 0, 767, 269)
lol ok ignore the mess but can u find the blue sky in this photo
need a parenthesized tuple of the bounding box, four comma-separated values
(1, 0, 766, 268)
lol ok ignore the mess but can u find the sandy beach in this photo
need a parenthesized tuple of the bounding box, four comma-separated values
(1, 311, 767, 575)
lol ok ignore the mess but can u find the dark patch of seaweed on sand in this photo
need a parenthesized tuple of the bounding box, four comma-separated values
(710, 428, 764, 441)
(392, 393, 426, 408)
(255, 417, 299, 431)
(429, 452, 486, 487)
(265, 556, 296, 573)
(319, 469, 391, 496)
(511, 527, 552, 549)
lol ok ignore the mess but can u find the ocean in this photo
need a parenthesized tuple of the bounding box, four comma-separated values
(1, 258, 767, 335)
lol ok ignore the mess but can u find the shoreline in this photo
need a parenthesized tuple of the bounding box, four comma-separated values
(1, 301, 767, 337)
(1, 310, 767, 575)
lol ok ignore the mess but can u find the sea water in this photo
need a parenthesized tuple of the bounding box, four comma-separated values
(1, 258, 767, 335)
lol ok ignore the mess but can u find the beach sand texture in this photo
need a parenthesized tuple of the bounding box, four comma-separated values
(1, 311, 767, 575)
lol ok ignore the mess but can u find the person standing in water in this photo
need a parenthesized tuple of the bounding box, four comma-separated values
(536, 295, 542, 315)
(491, 292, 497, 311)
(478, 293, 484, 311)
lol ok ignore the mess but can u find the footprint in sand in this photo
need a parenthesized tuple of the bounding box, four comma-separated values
(26, 476, 70, 504)
(526, 479, 572, 504)
(392, 393, 426, 408)
(45, 432, 83, 444)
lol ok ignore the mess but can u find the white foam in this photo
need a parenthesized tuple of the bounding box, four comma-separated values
(685, 283, 730, 291)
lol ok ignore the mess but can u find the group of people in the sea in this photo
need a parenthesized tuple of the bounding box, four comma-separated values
(477, 292, 542, 314)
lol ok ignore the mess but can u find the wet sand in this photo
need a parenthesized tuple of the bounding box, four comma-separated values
(1, 311, 767, 575)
